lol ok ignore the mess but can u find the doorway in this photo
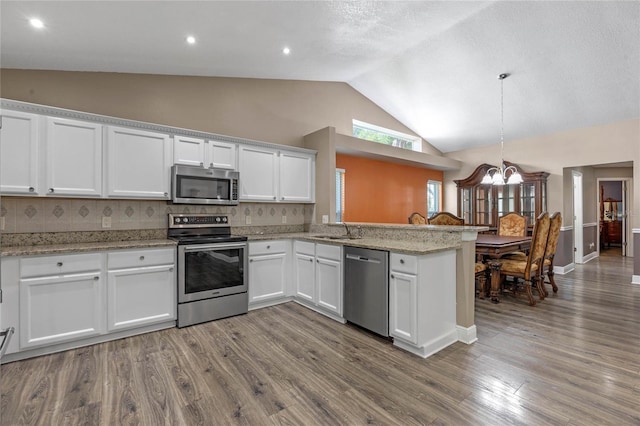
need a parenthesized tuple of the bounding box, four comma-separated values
(573, 171, 583, 264)
(598, 178, 632, 257)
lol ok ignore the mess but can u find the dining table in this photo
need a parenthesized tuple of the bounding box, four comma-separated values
(475, 234, 532, 303)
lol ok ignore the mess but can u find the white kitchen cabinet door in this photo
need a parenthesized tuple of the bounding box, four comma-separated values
(20, 272, 105, 348)
(279, 151, 315, 202)
(45, 117, 102, 197)
(316, 256, 342, 316)
(248, 252, 288, 304)
(106, 126, 172, 199)
(107, 264, 176, 332)
(0, 110, 40, 195)
(294, 252, 315, 303)
(238, 145, 278, 201)
(208, 140, 237, 170)
(174, 135, 206, 167)
(389, 270, 418, 345)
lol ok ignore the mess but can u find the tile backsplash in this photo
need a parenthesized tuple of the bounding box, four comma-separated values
(0, 197, 313, 234)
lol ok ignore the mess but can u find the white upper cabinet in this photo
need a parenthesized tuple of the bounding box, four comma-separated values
(45, 117, 102, 197)
(106, 126, 172, 199)
(279, 151, 314, 202)
(238, 145, 279, 201)
(173, 135, 206, 167)
(239, 145, 315, 203)
(0, 110, 40, 195)
(209, 140, 237, 170)
(174, 137, 237, 170)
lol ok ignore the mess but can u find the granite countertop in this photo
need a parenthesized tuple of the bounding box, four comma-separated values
(1, 239, 177, 257)
(246, 232, 459, 255)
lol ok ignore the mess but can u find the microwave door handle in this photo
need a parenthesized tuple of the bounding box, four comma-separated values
(183, 243, 246, 252)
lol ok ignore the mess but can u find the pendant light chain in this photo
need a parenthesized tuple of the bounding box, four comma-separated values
(500, 74, 505, 167)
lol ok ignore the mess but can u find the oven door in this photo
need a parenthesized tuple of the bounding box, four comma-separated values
(178, 242, 247, 303)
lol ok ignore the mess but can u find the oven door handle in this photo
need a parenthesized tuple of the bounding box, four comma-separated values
(183, 242, 247, 252)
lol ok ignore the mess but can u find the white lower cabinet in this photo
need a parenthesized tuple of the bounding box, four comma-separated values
(2, 247, 176, 362)
(294, 241, 343, 319)
(107, 248, 176, 332)
(19, 253, 105, 349)
(248, 240, 291, 307)
(389, 250, 457, 358)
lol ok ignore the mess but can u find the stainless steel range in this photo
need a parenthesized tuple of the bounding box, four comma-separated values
(168, 213, 248, 328)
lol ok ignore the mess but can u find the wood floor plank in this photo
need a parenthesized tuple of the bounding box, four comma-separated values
(2, 254, 639, 425)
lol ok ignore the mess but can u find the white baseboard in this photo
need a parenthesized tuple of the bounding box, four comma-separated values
(248, 296, 293, 311)
(583, 251, 599, 263)
(554, 263, 575, 275)
(393, 329, 458, 358)
(456, 325, 477, 344)
(632, 275, 640, 285)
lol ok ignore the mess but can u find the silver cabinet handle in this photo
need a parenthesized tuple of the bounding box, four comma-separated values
(48, 188, 54, 193)
(139, 256, 145, 261)
(57, 262, 63, 267)
(400, 259, 405, 264)
(28, 186, 35, 192)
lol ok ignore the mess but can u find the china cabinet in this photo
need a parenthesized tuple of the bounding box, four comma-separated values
(455, 162, 549, 230)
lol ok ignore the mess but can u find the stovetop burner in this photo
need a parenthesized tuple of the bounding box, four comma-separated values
(167, 213, 247, 244)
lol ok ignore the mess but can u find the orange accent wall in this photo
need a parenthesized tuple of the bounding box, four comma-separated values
(336, 154, 443, 224)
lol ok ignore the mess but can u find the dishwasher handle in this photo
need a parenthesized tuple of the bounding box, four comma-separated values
(345, 253, 381, 264)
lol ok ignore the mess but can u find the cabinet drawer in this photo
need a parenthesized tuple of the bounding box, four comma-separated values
(108, 248, 175, 270)
(21, 253, 102, 278)
(294, 240, 315, 256)
(249, 240, 288, 256)
(316, 243, 341, 261)
(390, 253, 417, 274)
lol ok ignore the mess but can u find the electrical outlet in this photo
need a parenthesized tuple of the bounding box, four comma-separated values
(102, 216, 112, 228)
(322, 215, 329, 224)
(282, 215, 287, 224)
(245, 215, 252, 225)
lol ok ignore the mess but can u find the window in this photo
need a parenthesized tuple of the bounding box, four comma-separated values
(427, 180, 441, 217)
(352, 119, 422, 153)
(336, 168, 345, 222)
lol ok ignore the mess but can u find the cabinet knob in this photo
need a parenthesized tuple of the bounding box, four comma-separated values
(266, 245, 270, 249)
(48, 188, 54, 193)
(139, 256, 145, 261)
(249, 259, 253, 263)
(317, 259, 319, 263)
(28, 186, 35, 192)
(400, 259, 405, 264)
(94, 276, 99, 281)
(56, 262, 63, 267)
(273, 196, 276, 200)
(309, 258, 313, 262)
(200, 162, 204, 167)
(164, 192, 169, 197)
(209, 163, 214, 168)
(391, 274, 395, 279)
(169, 267, 174, 272)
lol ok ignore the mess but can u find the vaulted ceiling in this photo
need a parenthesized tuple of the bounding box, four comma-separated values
(1, 1, 639, 153)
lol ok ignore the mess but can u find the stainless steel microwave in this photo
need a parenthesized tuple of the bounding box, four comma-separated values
(171, 165, 239, 205)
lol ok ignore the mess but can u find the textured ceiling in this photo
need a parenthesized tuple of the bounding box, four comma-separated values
(1, 1, 639, 153)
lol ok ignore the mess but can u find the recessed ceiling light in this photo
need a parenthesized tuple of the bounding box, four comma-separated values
(282, 47, 291, 55)
(186, 36, 196, 45)
(29, 18, 44, 29)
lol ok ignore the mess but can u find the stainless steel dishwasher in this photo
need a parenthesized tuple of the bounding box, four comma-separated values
(343, 246, 389, 337)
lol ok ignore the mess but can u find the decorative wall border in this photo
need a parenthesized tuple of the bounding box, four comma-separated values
(1, 98, 317, 156)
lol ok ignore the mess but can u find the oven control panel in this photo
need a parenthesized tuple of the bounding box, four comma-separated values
(169, 214, 229, 228)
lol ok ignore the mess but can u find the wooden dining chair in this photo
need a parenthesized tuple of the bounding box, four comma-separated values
(408, 212, 427, 225)
(427, 212, 464, 226)
(498, 212, 551, 306)
(498, 212, 528, 237)
(475, 262, 488, 299)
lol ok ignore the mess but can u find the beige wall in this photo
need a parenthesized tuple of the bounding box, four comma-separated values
(443, 119, 640, 230)
(0, 69, 441, 155)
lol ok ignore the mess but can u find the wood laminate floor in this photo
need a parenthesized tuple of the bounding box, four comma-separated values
(2, 255, 639, 425)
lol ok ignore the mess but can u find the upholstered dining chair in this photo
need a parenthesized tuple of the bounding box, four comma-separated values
(408, 212, 427, 225)
(475, 262, 488, 299)
(505, 212, 562, 297)
(498, 212, 551, 306)
(498, 212, 528, 237)
(427, 212, 464, 226)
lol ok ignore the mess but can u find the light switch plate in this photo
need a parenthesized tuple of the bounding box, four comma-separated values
(322, 215, 329, 224)
(102, 216, 112, 228)
(245, 215, 252, 225)
(282, 215, 287, 224)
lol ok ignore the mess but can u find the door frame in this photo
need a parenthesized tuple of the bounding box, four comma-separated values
(597, 177, 634, 257)
(573, 171, 583, 264)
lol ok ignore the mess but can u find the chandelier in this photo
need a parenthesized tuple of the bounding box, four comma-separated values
(481, 73, 523, 185)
